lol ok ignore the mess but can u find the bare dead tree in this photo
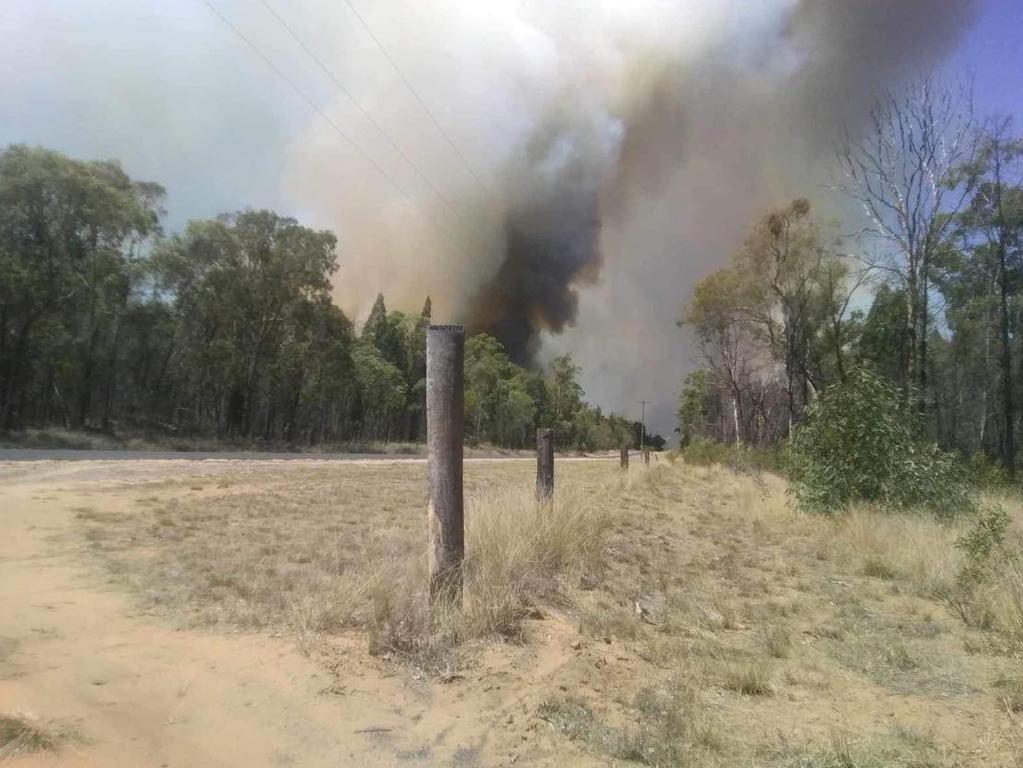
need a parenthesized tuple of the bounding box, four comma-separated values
(835, 76, 977, 409)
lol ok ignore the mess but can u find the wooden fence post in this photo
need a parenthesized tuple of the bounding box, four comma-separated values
(536, 428, 554, 501)
(427, 325, 464, 603)
(620, 446, 629, 469)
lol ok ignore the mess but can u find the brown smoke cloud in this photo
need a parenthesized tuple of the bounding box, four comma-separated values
(282, 0, 979, 433)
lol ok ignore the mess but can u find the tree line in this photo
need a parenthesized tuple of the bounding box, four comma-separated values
(679, 78, 1022, 479)
(0, 144, 663, 451)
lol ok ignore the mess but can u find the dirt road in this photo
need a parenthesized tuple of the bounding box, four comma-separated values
(0, 460, 586, 767)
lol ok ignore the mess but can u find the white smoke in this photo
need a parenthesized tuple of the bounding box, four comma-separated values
(0, 0, 979, 435)
(282, 0, 977, 434)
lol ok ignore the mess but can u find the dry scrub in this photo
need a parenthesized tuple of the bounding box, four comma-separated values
(0, 713, 76, 759)
(75, 459, 1023, 766)
(78, 462, 612, 666)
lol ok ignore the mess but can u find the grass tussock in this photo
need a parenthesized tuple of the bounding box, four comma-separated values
(994, 671, 1023, 713)
(539, 674, 722, 766)
(778, 726, 960, 768)
(764, 624, 793, 659)
(0, 714, 75, 759)
(723, 661, 774, 696)
(365, 478, 611, 666)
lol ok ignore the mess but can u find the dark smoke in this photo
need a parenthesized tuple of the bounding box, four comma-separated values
(464, 116, 613, 363)
(460, 0, 981, 369)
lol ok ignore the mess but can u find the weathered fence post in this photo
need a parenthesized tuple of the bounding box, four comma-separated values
(427, 325, 464, 603)
(536, 428, 554, 501)
(620, 446, 629, 469)
(643, 450, 651, 465)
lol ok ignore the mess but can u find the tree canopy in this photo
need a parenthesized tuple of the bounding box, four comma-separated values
(0, 144, 659, 451)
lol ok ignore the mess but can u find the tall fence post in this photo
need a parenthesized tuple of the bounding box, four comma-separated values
(620, 446, 629, 470)
(426, 325, 464, 603)
(536, 428, 554, 501)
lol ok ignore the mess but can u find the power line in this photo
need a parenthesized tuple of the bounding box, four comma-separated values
(256, 0, 493, 244)
(199, 0, 469, 252)
(340, 0, 500, 212)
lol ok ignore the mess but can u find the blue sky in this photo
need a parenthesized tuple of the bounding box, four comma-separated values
(948, 0, 1023, 125)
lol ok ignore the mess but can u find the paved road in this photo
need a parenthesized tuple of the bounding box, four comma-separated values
(0, 448, 618, 463)
(0, 448, 432, 462)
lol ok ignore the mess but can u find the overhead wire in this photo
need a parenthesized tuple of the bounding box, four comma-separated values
(199, 0, 482, 253)
(256, 0, 495, 244)
(340, 0, 502, 214)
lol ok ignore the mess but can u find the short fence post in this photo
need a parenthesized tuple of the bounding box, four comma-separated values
(620, 446, 629, 469)
(536, 428, 554, 501)
(426, 325, 464, 603)
(643, 450, 651, 465)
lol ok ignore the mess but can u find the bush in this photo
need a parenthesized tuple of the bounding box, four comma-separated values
(680, 438, 786, 475)
(963, 452, 1011, 490)
(939, 505, 1023, 642)
(788, 367, 973, 517)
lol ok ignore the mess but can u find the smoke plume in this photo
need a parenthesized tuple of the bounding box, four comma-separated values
(456, 0, 980, 368)
(1, 0, 981, 433)
(338, 0, 975, 425)
(465, 111, 614, 362)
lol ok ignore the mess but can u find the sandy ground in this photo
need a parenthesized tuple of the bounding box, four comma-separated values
(0, 460, 592, 767)
(4, 458, 1021, 767)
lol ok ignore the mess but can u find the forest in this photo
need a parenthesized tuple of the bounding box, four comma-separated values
(0, 144, 661, 451)
(679, 80, 1022, 481)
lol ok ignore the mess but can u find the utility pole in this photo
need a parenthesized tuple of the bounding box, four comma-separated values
(638, 400, 651, 453)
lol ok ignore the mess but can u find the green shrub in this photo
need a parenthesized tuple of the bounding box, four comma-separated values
(940, 505, 1014, 628)
(788, 367, 973, 517)
(963, 452, 1011, 490)
(681, 438, 786, 475)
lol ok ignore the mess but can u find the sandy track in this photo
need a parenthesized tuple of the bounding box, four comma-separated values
(0, 461, 589, 767)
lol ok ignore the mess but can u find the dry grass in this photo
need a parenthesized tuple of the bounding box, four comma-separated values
(75, 457, 1023, 766)
(723, 661, 774, 696)
(825, 500, 1023, 647)
(0, 713, 75, 759)
(362, 476, 612, 665)
(538, 674, 723, 767)
(79, 462, 612, 667)
(775, 727, 962, 768)
(826, 507, 964, 596)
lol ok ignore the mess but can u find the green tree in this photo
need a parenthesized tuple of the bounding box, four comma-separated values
(464, 333, 538, 447)
(546, 354, 584, 444)
(677, 370, 711, 447)
(955, 118, 1023, 477)
(730, 199, 851, 429)
(155, 210, 338, 436)
(0, 145, 165, 429)
(352, 341, 406, 441)
(857, 284, 910, 387)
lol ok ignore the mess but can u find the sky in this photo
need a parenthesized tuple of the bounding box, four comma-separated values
(1, 1, 1020, 437)
(947, 0, 1023, 126)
